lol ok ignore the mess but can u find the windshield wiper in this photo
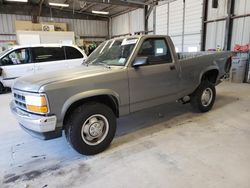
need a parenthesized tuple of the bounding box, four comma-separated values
(82, 60, 88, 67)
(95, 62, 111, 69)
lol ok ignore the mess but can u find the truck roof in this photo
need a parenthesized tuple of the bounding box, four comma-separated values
(110, 34, 169, 41)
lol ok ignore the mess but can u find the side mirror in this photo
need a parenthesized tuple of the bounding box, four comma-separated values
(133, 57, 148, 68)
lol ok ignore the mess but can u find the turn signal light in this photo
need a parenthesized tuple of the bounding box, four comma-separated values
(27, 105, 48, 113)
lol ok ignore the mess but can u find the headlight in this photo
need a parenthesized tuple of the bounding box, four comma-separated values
(25, 94, 49, 114)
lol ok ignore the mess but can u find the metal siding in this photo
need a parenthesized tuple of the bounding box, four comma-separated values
(155, 3, 168, 35)
(207, 0, 228, 20)
(184, 0, 202, 34)
(183, 34, 201, 52)
(231, 17, 250, 49)
(129, 9, 144, 34)
(205, 20, 226, 50)
(234, 0, 250, 15)
(155, 0, 202, 52)
(169, 0, 183, 36)
(171, 36, 182, 52)
(111, 9, 144, 36)
(183, 0, 202, 51)
(111, 13, 130, 36)
(0, 14, 108, 38)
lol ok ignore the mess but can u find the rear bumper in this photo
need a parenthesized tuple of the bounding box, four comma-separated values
(10, 101, 62, 140)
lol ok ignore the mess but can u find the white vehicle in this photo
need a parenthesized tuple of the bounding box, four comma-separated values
(0, 44, 87, 93)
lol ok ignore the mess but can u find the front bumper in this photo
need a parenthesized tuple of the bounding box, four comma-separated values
(10, 101, 62, 140)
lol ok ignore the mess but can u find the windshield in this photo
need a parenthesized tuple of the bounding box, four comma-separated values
(85, 38, 138, 66)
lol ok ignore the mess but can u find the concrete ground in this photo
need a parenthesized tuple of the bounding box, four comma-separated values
(0, 82, 250, 188)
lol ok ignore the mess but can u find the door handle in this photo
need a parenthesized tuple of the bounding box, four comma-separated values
(170, 65, 176, 70)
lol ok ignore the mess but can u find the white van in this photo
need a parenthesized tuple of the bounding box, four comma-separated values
(0, 44, 87, 93)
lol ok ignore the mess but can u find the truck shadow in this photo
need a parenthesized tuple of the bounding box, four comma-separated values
(114, 94, 238, 146)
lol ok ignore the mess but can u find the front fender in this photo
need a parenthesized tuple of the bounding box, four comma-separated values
(61, 89, 120, 119)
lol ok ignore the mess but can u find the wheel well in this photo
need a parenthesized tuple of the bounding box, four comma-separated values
(63, 95, 119, 127)
(201, 69, 219, 84)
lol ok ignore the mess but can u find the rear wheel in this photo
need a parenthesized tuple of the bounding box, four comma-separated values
(190, 81, 216, 112)
(65, 102, 116, 155)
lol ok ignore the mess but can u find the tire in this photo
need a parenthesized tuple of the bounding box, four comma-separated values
(0, 82, 4, 94)
(65, 102, 116, 155)
(190, 81, 216, 113)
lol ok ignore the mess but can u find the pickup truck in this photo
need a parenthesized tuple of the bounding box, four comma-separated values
(10, 35, 232, 155)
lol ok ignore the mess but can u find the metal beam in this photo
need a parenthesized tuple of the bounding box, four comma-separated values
(144, 5, 148, 32)
(201, 0, 208, 51)
(224, 0, 234, 50)
(110, 7, 137, 17)
(0, 4, 109, 21)
(83, 0, 144, 8)
(79, 3, 97, 12)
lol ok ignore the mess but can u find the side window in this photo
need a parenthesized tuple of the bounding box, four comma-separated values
(137, 38, 172, 65)
(65, 46, 83, 59)
(0, 48, 30, 66)
(32, 47, 65, 63)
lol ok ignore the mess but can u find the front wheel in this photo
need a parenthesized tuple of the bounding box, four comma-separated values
(190, 81, 216, 112)
(65, 102, 116, 155)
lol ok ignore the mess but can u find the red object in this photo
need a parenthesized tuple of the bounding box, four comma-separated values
(234, 43, 250, 52)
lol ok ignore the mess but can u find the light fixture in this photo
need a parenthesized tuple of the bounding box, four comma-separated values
(5, 0, 28, 2)
(49, 2, 69, 7)
(92, 10, 109, 15)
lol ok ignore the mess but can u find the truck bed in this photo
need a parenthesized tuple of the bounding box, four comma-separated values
(177, 52, 217, 60)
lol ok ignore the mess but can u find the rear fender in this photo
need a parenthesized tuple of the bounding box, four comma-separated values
(198, 65, 219, 85)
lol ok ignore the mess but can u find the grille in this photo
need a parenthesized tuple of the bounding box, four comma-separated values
(13, 91, 27, 111)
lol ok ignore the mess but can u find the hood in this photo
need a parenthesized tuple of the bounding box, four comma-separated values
(13, 65, 115, 92)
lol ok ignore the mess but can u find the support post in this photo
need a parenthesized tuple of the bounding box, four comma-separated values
(181, 0, 186, 52)
(201, 0, 208, 51)
(224, 0, 235, 50)
(144, 5, 149, 33)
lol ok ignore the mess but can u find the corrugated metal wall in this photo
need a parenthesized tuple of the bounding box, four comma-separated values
(111, 9, 144, 37)
(0, 13, 108, 43)
(184, 0, 203, 52)
(205, 0, 250, 50)
(155, 3, 168, 35)
(231, 0, 250, 49)
(205, 0, 227, 50)
(0, 14, 31, 42)
(169, 0, 184, 52)
(155, 0, 202, 52)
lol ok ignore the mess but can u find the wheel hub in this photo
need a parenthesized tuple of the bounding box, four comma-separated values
(201, 88, 213, 106)
(81, 114, 109, 146)
(89, 122, 104, 138)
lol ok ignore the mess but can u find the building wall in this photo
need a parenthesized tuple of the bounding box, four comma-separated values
(0, 14, 108, 44)
(155, 0, 202, 52)
(205, 0, 250, 50)
(231, 0, 250, 49)
(110, 0, 249, 51)
(111, 9, 145, 37)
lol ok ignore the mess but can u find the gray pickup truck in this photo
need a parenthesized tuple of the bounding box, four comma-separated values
(10, 35, 232, 155)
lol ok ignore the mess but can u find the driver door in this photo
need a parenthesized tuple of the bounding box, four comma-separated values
(128, 38, 180, 112)
(0, 48, 34, 87)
